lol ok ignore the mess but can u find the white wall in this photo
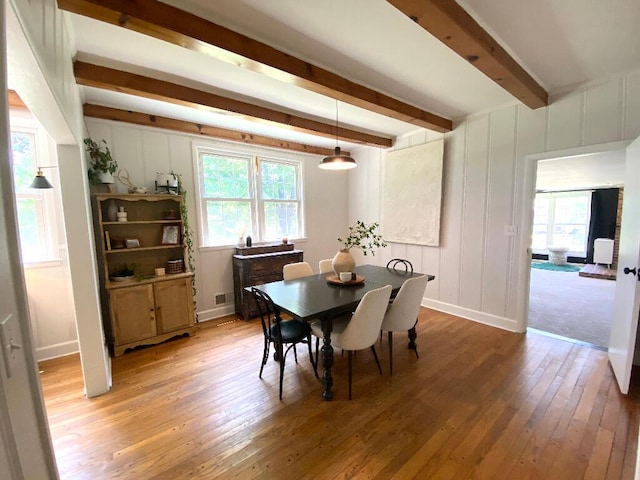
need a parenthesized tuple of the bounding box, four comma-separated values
(85, 118, 350, 322)
(352, 71, 640, 332)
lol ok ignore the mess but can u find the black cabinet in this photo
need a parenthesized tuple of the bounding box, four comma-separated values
(232, 244, 303, 320)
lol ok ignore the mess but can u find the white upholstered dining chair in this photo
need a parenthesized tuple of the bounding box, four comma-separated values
(318, 259, 333, 274)
(311, 284, 392, 399)
(381, 274, 429, 375)
(283, 261, 314, 280)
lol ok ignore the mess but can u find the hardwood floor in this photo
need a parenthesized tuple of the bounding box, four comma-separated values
(39, 309, 639, 479)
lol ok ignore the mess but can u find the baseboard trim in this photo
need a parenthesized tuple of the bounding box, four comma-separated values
(197, 305, 236, 323)
(36, 340, 79, 362)
(422, 298, 521, 333)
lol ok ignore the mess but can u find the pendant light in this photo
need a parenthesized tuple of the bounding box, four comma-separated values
(29, 166, 54, 189)
(319, 100, 356, 170)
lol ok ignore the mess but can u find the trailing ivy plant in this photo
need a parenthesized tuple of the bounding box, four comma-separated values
(84, 138, 118, 185)
(173, 171, 197, 321)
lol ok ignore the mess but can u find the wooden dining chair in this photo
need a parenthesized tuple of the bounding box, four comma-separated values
(381, 274, 429, 375)
(318, 258, 333, 274)
(311, 285, 392, 399)
(283, 261, 314, 280)
(251, 287, 318, 400)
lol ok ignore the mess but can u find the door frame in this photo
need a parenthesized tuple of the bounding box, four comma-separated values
(516, 140, 632, 334)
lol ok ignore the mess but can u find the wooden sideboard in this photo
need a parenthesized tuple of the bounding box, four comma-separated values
(232, 244, 303, 320)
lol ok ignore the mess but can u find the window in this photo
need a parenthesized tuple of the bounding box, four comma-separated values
(532, 191, 592, 256)
(195, 145, 304, 247)
(11, 125, 57, 263)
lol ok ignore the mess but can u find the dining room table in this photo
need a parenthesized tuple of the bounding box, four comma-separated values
(250, 264, 435, 400)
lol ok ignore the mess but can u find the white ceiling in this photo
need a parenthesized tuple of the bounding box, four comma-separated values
(68, 0, 640, 155)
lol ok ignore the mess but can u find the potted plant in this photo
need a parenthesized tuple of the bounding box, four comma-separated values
(333, 221, 387, 274)
(85, 138, 118, 185)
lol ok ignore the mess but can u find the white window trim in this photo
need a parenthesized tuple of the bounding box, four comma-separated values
(10, 111, 61, 264)
(192, 141, 305, 249)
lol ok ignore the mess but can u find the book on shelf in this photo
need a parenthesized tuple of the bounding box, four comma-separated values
(105, 230, 111, 251)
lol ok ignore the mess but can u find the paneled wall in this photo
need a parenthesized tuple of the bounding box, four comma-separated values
(353, 71, 640, 332)
(85, 118, 350, 322)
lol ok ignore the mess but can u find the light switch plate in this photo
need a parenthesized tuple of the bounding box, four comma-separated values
(504, 225, 518, 236)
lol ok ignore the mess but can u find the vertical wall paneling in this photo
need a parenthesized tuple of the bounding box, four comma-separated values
(584, 79, 624, 146)
(437, 127, 464, 305)
(547, 91, 584, 152)
(482, 107, 517, 317)
(624, 72, 640, 140)
(459, 116, 490, 311)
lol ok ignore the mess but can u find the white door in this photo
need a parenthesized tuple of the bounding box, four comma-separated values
(0, 4, 59, 477)
(609, 136, 640, 394)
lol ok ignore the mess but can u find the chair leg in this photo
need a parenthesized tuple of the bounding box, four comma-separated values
(293, 344, 298, 363)
(279, 344, 285, 400)
(308, 334, 318, 378)
(259, 338, 269, 378)
(370, 345, 382, 375)
(388, 331, 394, 376)
(348, 350, 353, 400)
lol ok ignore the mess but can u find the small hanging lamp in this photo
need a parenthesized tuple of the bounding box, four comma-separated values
(319, 101, 356, 170)
(29, 167, 54, 189)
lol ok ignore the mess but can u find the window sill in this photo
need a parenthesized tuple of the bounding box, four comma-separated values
(22, 258, 62, 269)
(199, 237, 307, 253)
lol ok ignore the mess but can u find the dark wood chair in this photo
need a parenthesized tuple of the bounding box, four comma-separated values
(251, 287, 318, 400)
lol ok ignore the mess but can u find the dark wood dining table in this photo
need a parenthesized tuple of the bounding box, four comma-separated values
(250, 264, 435, 400)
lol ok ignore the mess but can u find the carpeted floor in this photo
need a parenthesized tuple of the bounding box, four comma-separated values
(528, 268, 616, 347)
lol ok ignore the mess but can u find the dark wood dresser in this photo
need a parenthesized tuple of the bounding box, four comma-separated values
(232, 243, 303, 320)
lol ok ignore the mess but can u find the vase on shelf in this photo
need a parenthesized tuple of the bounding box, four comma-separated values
(106, 198, 118, 222)
(331, 248, 355, 276)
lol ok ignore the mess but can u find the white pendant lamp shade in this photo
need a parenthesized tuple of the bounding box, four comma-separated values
(319, 147, 357, 170)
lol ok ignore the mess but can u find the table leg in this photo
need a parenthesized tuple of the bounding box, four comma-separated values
(321, 317, 334, 400)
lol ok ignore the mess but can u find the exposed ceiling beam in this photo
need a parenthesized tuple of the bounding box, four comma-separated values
(83, 104, 347, 157)
(74, 61, 392, 148)
(7, 90, 27, 109)
(387, 0, 548, 109)
(57, 0, 452, 132)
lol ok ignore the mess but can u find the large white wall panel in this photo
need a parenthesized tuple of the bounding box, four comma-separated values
(624, 72, 640, 140)
(547, 92, 584, 151)
(584, 79, 624, 145)
(482, 107, 517, 317)
(459, 116, 489, 311)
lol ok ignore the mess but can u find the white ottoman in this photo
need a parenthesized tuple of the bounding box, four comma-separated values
(548, 246, 570, 265)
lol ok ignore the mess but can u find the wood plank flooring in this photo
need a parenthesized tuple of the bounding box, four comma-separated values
(39, 308, 639, 479)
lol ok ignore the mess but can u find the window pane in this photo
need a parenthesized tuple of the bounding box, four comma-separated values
(264, 202, 298, 239)
(16, 198, 43, 259)
(201, 154, 250, 199)
(205, 200, 252, 244)
(11, 131, 36, 191)
(261, 161, 297, 200)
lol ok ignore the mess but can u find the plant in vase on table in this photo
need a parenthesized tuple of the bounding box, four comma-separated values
(85, 138, 118, 186)
(333, 220, 387, 275)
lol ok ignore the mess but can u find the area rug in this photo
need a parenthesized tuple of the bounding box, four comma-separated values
(531, 262, 581, 273)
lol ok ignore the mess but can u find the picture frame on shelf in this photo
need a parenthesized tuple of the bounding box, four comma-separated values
(125, 238, 141, 249)
(162, 225, 180, 245)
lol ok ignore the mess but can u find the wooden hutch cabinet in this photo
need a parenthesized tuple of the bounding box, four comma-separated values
(92, 194, 195, 356)
(233, 243, 303, 320)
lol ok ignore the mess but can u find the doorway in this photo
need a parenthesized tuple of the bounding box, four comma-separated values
(524, 145, 626, 347)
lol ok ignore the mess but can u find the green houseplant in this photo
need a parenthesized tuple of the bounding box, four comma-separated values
(84, 138, 118, 185)
(333, 221, 387, 274)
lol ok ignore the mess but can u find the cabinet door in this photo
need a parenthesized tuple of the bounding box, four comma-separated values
(109, 284, 156, 344)
(154, 278, 194, 333)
